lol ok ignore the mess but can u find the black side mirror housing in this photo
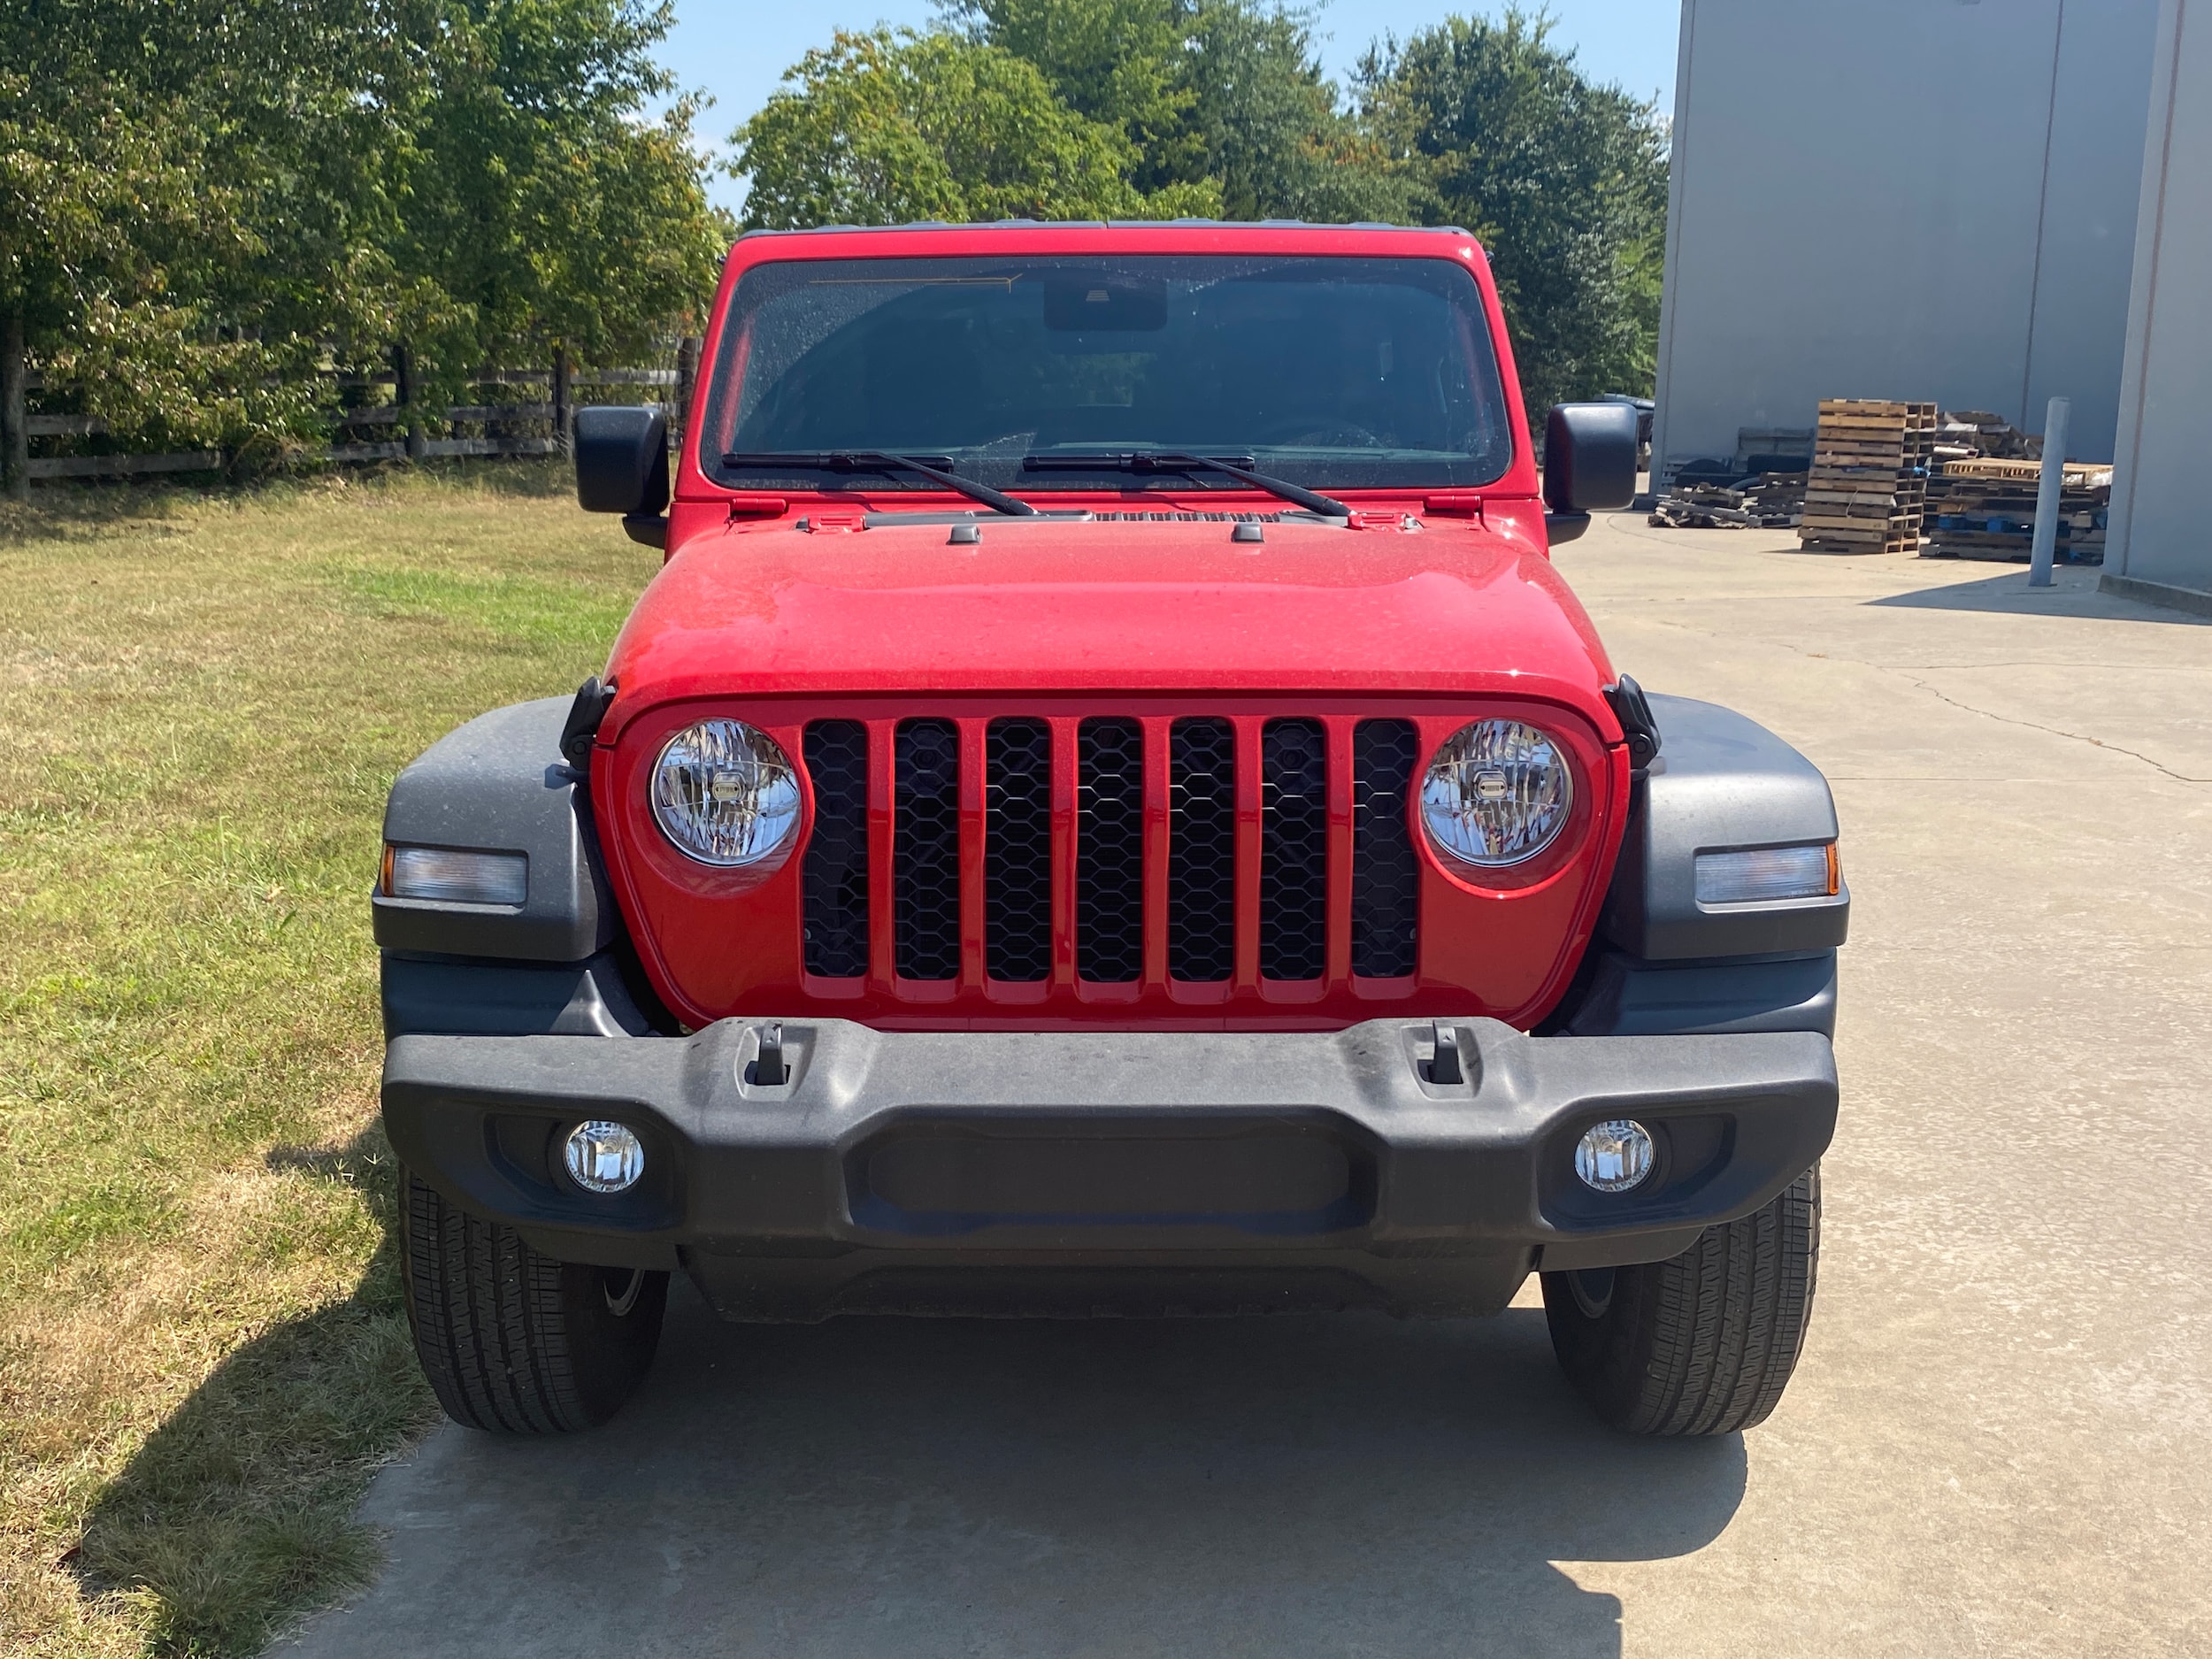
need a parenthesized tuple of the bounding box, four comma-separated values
(1543, 402, 1640, 515)
(575, 406, 671, 544)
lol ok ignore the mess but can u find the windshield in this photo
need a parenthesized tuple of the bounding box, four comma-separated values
(701, 254, 1517, 494)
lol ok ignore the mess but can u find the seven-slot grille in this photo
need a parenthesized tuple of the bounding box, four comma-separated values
(799, 713, 1424, 989)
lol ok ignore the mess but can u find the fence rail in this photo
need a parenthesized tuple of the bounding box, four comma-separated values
(28, 452, 227, 480)
(12, 345, 698, 486)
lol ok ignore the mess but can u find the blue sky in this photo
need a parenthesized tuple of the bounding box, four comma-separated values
(659, 1, 1684, 214)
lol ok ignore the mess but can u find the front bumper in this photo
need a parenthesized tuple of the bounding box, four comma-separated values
(383, 1018, 1835, 1320)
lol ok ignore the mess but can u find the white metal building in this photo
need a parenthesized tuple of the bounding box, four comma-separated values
(2105, 0, 2212, 613)
(1653, 0, 2162, 477)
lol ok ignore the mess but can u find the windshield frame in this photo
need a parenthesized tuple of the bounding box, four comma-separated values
(688, 232, 1532, 503)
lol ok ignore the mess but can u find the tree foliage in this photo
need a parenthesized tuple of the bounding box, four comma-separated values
(0, 0, 726, 484)
(391, 1, 731, 392)
(913, 0, 1404, 222)
(736, 29, 1217, 229)
(1359, 10, 1670, 413)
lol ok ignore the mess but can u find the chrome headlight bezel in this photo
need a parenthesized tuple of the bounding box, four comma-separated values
(1418, 718, 1576, 870)
(649, 718, 803, 867)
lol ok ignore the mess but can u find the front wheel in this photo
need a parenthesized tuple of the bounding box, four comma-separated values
(400, 1168, 669, 1432)
(1542, 1164, 1819, 1435)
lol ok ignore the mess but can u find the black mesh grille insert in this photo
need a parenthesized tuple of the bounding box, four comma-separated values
(1167, 718, 1236, 982)
(1351, 719, 1420, 978)
(1259, 718, 1327, 981)
(985, 718, 1052, 981)
(801, 720, 871, 978)
(1075, 718, 1144, 982)
(894, 718, 961, 980)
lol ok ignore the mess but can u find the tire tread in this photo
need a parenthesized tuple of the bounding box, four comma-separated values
(401, 1170, 662, 1433)
(1545, 1164, 1820, 1436)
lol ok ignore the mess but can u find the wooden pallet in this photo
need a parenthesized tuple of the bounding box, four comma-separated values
(1806, 512, 1916, 526)
(1806, 489, 1910, 506)
(1796, 396, 1938, 555)
(1924, 528, 2105, 550)
(1801, 534, 1920, 555)
(1939, 457, 2115, 487)
(1802, 518, 1918, 538)
(1816, 399, 1938, 421)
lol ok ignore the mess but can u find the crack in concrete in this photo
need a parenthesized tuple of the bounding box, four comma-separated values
(1631, 615, 2212, 785)
(1890, 672, 2212, 785)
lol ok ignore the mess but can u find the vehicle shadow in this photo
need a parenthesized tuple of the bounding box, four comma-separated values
(280, 1275, 1748, 1659)
(65, 1130, 435, 1658)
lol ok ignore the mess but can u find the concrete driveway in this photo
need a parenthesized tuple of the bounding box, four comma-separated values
(283, 514, 2212, 1657)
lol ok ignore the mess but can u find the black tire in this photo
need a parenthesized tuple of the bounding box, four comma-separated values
(1542, 1164, 1819, 1436)
(400, 1167, 669, 1433)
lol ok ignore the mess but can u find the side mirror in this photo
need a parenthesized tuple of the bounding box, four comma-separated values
(575, 405, 671, 548)
(1542, 403, 1640, 536)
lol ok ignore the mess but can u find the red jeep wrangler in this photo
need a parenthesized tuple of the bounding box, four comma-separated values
(377, 224, 1844, 1438)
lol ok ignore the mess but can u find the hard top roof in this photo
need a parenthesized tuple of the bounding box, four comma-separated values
(735, 219, 1476, 240)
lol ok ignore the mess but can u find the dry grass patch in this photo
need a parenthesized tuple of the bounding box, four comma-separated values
(0, 465, 658, 1655)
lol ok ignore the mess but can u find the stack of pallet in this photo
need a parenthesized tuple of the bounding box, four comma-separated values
(1745, 471, 1808, 526)
(1648, 480, 1755, 528)
(1797, 399, 1937, 554)
(1935, 410, 2037, 462)
(1647, 472, 1806, 531)
(1921, 458, 2113, 564)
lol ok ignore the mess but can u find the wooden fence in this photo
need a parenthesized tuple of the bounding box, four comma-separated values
(19, 347, 699, 482)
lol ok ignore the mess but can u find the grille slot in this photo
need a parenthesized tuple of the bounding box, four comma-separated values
(1075, 718, 1145, 981)
(1167, 718, 1237, 982)
(801, 721, 871, 978)
(984, 718, 1053, 981)
(1259, 718, 1328, 981)
(801, 706, 1434, 998)
(894, 719, 962, 980)
(1351, 719, 1420, 978)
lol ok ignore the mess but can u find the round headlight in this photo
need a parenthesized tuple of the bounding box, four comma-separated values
(651, 719, 801, 866)
(1420, 719, 1573, 867)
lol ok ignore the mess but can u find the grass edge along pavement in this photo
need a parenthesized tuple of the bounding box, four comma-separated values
(0, 465, 657, 1657)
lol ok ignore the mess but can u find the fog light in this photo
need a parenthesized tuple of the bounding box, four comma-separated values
(1575, 1119, 1655, 1193)
(564, 1120, 644, 1194)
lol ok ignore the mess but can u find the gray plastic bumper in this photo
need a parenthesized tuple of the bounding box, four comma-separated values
(383, 1018, 1836, 1308)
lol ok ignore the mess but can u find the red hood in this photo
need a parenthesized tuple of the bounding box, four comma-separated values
(600, 512, 1620, 741)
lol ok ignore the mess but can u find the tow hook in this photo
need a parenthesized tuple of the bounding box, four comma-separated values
(751, 1023, 789, 1087)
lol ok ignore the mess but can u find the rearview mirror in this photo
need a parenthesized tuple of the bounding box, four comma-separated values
(575, 405, 671, 547)
(1543, 402, 1640, 518)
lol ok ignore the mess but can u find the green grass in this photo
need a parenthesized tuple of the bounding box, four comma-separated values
(0, 465, 660, 1655)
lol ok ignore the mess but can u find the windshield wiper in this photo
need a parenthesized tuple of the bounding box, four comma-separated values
(1021, 451, 1349, 518)
(721, 450, 1038, 517)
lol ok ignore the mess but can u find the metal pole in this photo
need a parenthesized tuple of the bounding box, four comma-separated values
(2028, 395, 2070, 588)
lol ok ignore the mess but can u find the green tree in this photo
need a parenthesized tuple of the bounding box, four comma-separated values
(734, 28, 1218, 230)
(948, 0, 1409, 222)
(0, 0, 387, 491)
(389, 0, 730, 394)
(1358, 10, 1669, 414)
(2, 0, 725, 491)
